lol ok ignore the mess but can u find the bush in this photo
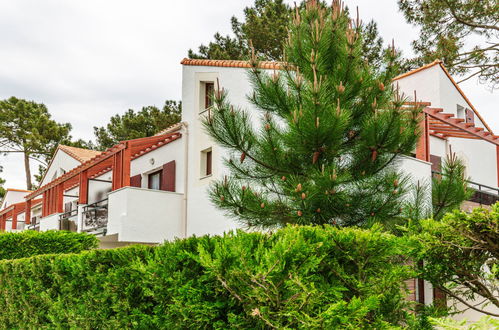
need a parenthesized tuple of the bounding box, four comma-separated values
(0, 230, 98, 260)
(0, 225, 416, 328)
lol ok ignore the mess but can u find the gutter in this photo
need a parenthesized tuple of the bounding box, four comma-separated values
(182, 122, 189, 238)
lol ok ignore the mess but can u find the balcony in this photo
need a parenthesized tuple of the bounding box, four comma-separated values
(26, 216, 41, 231)
(81, 199, 109, 235)
(432, 171, 499, 207)
(102, 187, 183, 244)
(59, 209, 78, 232)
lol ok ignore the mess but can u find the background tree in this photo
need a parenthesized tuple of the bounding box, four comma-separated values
(204, 0, 421, 229)
(398, 0, 499, 89)
(189, 0, 388, 67)
(0, 97, 76, 190)
(93, 100, 181, 150)
(0, 166, 5, 199)
(413, 204, 499, 317)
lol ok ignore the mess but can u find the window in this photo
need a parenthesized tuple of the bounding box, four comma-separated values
(148, 170, 162, 190)
(200, 148, 213, 178)
(204, 82, 214, 110)
(457, 105, 465, 119)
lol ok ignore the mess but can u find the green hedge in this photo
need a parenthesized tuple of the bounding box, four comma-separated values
(0, 230, 98, 260)
(0, 226, 416, 328)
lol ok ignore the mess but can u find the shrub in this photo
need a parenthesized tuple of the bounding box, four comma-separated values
(412, 204, 499, 317)
(0, 230, 98, 260)
(0, 225, 416, 328)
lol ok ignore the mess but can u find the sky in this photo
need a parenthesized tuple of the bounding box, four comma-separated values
(0, 0, 496, 189)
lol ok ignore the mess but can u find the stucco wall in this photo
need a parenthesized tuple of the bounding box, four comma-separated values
(41, 149, 81, 186)
(0, 190, 29, 210)
(182, 65, 262, 236)
(107, 187, 183, 243)
(39, 213, 60, 231)
(448, 137, 497, 188)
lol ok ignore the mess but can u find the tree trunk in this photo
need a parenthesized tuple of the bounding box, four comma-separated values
(24, 152, 32, 190)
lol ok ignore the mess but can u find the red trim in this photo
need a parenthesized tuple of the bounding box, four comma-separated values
(416, 114, 430, 161)
(496, 146, 499, 188)
(424, 108, 499, 145)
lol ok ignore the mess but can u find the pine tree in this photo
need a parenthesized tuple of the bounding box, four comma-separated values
(204, 0, 421, 229)
(0, 97, 75, 190)
(431, 153, 473, 220)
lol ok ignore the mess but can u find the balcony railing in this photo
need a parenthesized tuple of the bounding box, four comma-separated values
(432, 171, 499, 206)
(82, 199, 108, 234)
(59, 209, 78, 232)
(26, 216, 41, 231)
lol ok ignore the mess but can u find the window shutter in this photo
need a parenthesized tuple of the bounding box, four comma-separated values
(430, 155, 442, 173)
(130, 174, 142, 188)
(64, 202, 72, 212)
(161, 161, 176, 192)
(465, 108, 474, 124)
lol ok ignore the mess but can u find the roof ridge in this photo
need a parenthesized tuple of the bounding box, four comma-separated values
(392, 60, 442, 81)
(181, 58, 284, 70)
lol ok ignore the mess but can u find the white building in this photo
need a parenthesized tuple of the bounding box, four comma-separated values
(0, 58, 497, 319)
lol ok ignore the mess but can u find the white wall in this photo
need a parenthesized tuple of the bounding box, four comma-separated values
(0, 190, 29, 210)
(396, 65, 486, 129)
(107, 187, 183, 243)
(39, 213, 60, 231)
(87, 172, 113, 204)
(430, 136, 448, 159)
(41, 149, 81, 186)
(396, 155, 432, 186)
(182, 66, 261, 236)
(448, 137, 497, 188)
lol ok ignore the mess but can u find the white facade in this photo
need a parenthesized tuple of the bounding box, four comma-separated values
(40, 148, 82, 186)
(0, 189, 30, 210)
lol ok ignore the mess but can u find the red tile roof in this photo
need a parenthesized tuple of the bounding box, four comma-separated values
(181, 58, 284, 70)
(58, 145, 102, 163)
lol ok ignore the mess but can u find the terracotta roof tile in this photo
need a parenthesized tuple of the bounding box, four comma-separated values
(58, 145, 102, 163)
(154, 122, 183, 136)
(5, 188, 32, 193)
(180, 58, 284, 70)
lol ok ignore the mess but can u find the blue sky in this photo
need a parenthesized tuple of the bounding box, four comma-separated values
(0, 0, 496, 189)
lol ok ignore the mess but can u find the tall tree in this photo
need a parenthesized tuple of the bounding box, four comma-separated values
(93, 100, 181, 150)
(0, 97, 74, 190)
(203, 0, 421, 229)
(0, 166, 5, 200)
(399, 0, 499, 89)
(189, 0, 388, 67)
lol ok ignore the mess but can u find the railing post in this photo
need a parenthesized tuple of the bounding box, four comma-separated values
(416, 113, 430, 161)
(79, 171, 88, 205)
(25, 199, 31, 225)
